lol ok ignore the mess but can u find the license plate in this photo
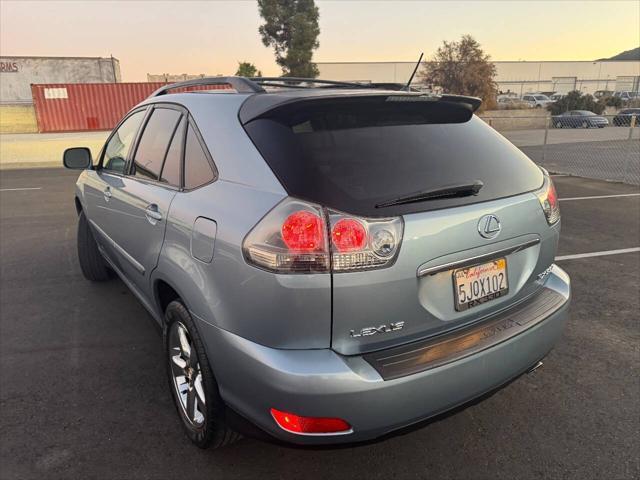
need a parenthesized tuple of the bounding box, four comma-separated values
(453, 258, 508, 312)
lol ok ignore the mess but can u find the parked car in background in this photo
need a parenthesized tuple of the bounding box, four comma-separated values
(497, 97, 532, 109)
(612, 108, 640, 126)
(549, 93, 565, 102)
(552, 110, 609, 128)
(594, 90, 614, 99)
(613, 91, 639, 102)
(522, 94, 554, 108)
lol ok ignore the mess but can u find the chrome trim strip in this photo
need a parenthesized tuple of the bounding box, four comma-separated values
(417, 238, 541, 277)
(90, 219, 146, 275)
(364, 286, 567, 381)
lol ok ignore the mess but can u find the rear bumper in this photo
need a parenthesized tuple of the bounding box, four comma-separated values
(197, 265, 570, 445)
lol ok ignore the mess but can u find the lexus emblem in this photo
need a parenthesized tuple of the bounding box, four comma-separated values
(478, 214, 501, 239)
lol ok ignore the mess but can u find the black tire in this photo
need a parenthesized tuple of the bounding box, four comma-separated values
(77, 211, 110, 282)
(164, 300, 240, 449)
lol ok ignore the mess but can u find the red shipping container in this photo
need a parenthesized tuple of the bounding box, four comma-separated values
(31, 82, 230, 133)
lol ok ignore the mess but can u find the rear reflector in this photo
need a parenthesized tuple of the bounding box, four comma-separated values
(270, 408, 352, 435)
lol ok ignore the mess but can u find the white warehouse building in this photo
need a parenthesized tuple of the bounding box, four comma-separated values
(316, 60, 640, 96)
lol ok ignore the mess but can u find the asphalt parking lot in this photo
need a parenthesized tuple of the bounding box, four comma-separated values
(1, 169, 638, 480)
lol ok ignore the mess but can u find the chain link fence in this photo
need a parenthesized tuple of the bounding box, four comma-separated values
(484, 113, 640, 185)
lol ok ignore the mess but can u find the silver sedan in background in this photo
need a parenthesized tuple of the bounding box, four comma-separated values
(552, 110, 609, 128)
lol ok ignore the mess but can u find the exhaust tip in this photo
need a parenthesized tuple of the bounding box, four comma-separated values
(527, 361, 544, 374)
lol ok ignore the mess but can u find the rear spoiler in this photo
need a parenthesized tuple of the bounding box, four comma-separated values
(145, 76, 482, 121)
(439, 94, 482, 113)
(238, 92, 482, 124)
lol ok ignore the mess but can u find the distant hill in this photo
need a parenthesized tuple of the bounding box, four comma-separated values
(597, 47, 640, 61)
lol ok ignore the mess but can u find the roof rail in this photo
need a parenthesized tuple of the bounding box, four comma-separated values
(250, 77, 369, 89)
(149, 76, 265, 97)
(148, 76, 482, 112)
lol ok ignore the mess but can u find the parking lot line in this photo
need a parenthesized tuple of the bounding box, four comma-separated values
(559, 193, 640, 202)
(556, 247, 640, 261)
(0, 187, 42, 192)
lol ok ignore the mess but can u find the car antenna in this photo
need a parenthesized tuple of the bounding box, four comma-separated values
(403, 52, 424, 91)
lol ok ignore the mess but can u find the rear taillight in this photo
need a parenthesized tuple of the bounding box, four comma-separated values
(270, 408, 352, 434)
(243, 199, 329, 273)
(328, 210, 403, 272)
(242, 198, 403, 274)
(281, 210, 325, 252)
(331, 218, 367, 252)
(536, 176, 560, 225)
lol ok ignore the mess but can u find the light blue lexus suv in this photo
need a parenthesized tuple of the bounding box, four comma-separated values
(63, 77, 570, 449)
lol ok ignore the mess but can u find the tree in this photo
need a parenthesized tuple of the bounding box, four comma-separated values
(604, 94, 622, 108)
(547, 90, 605, 115)
(235, 61, 262, 77)
(420, 35, 497, 111)
(257, 0, 320, 78)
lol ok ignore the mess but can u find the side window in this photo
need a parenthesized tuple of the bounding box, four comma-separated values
(102, 110, 145, 174)
(131, 108, 182, 181)
(160, 116, 184, 187)
(184, 124, 215, 189)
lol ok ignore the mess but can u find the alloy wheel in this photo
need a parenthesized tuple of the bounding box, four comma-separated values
(169, 321, 206, 426)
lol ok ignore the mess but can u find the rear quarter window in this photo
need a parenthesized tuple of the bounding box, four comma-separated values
(184, 124, 216, 190)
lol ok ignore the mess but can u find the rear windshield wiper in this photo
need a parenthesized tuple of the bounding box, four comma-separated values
(375, 181, 484, 208)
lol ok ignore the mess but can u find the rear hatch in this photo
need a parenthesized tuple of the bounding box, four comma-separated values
(242, 93, 556, 355)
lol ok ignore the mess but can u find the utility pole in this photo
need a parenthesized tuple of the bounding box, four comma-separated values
(110, 54, 117, 83)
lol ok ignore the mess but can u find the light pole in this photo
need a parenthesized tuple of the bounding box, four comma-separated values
(595, 61, 602, 91)
(538, 62, 542, 92)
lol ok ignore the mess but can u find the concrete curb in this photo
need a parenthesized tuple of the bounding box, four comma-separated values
(0, 161, 63, 170)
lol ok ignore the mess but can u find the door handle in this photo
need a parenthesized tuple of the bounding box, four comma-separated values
(145, 204, 163, 223)
(103, 187, 112, 201)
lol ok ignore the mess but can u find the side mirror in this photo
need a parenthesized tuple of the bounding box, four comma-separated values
(63, 147, 92, 170)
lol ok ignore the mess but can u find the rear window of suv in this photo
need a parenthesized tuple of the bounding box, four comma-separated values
(243, 96, 543, 216)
